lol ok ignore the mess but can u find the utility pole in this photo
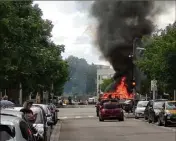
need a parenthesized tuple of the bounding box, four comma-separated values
(19, 83, 22, 105)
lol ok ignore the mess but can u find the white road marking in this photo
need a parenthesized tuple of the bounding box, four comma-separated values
(88, 116, 94, 118)
(75, 116, 81, 118)
(59, 116, 68, 119)
(133, 118, 176, 132)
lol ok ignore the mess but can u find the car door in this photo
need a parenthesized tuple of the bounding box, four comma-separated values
(19, 120, 35, 141)
(148, 101, 154, 121)
(160, 103, 166, 123)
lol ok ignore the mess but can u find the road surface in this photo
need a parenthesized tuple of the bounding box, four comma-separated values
(55, 106, 176, 141)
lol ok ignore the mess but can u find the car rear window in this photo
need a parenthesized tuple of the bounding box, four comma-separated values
(153, 101, 164, 109)
(0, 125, 15, 141)
(104, 104, 120, 109)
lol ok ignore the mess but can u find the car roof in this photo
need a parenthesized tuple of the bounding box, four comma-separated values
(31, 107, 42, 113)
(13, 107, 23, 111)
(1, 109, 23, 116)
(138, 101, 149, 103)
(1, 115, 21, 126)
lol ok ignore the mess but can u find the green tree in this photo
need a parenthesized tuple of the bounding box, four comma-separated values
(100, 78, 114, 92)
(136, 22, 176, 93)
(64, 56, 97, 95)
(0, 1, 68, 99)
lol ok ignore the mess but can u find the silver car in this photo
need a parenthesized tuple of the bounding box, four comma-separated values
(33, 104, 54, 124)
(0, 114, 36, 141)
(31, 106, 52, 141)
(135, 101, 149, 119)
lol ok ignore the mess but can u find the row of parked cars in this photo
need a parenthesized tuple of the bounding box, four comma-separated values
(0, 103, 59, 141)
(134, 99, 176, 127)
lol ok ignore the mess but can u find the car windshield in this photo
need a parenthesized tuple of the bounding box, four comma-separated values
(166, 102, 176, 110)
(153, 102, 164, 109)
(137, 101, 148, 107)
(0, 125, 15, 141)
(31, 109, 43, 124)
(104, 104, 120, 109)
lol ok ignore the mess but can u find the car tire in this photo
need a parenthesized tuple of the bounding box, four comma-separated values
(99, 117, 104, 122)
(164, 120, 168, 127)
(135, 114, 139, 119)
(144, 116, 148, 120)
(157, 117, 162, 126)
(148, 117, 152, 123)
(97, 112, 99, 117)
(119, 116, 124, 121)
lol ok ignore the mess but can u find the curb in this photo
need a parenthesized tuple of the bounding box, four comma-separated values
(50, 120, 62, 141)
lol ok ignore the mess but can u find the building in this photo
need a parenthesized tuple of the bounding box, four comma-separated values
(96, 65, 115, 96)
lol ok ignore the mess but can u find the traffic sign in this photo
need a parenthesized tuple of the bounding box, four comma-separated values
(151, 80, 157, 91)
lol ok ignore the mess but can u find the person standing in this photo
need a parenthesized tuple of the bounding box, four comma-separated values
(20, 100, 37, 134)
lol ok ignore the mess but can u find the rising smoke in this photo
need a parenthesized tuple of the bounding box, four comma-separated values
(91, 0, 167, 78)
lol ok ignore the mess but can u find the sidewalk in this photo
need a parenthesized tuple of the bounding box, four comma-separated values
(50, 120, 62, 141)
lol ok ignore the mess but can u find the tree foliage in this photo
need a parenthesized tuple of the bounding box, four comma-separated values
(64, 56, 97, 95)
(136, 22, 176, 93)
(100, 78, 114, 92)
(0, 1, 68, 97)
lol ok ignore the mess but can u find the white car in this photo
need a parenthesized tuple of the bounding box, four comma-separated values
(135, 101, 149, 119)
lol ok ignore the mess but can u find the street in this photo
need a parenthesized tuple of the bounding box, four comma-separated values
(55, 106, 176, 141)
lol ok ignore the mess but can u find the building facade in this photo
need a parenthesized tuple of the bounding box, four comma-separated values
(96, 65, 115, 96)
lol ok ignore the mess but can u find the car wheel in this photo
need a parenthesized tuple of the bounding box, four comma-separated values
(152, 116, 155, 123)
(157, 117, 162, 126)
(119, 116, 124, 121)
(135, 114, 139, 119)
(97, 112, 99, 117)
(164, 120, 168, 127)
(99, 116, 104, 122)
(144, 116, 148, 120)
(148, 117, 152, 123)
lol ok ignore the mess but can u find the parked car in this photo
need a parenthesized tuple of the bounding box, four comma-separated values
(48, 103, 59, 124)
(148, 100, 167, 123)
(144, 99, 167, 120)
(31, 106, 52, 141)
(99, 102, 124, 122)
(157, 101, 176, 126)
(33, 104, 53, 125)
(135, 101, 149, 119)
(1, 108, 25, 119)
(0, 114, 36, 141)
(123, 99, 134, 113)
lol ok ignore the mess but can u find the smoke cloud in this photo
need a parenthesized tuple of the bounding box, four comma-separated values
(91, 0, 167, 76)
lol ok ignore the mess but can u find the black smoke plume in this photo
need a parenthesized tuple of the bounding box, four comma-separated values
(91, 0, 164, 78)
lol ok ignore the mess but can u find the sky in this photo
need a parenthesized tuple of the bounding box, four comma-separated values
(34, 1, 175, 66)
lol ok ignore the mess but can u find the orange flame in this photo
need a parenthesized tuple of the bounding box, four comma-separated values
(101, 77, 134, 100)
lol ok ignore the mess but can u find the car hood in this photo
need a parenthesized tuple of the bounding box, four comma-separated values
(135, 107, 145, 113)
(33, 124, 44, 134)
(165, 110, 176, 114)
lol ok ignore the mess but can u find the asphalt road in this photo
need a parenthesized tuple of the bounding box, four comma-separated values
(56, 106, 176, 141)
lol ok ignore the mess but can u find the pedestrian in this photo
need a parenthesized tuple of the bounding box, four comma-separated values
(20, 100, 37, 134)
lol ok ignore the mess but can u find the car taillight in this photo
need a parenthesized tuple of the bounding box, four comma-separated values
(27, 128, 32, 135)
(102, 109, 106, 113)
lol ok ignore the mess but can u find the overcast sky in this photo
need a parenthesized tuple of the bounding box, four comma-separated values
(34, 1, 175, 65)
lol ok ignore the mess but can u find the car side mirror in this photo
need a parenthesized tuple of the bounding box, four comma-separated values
(46, 114, 51, 117)
(47, 120, 53, 126)
(56, 109, 59, 112)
